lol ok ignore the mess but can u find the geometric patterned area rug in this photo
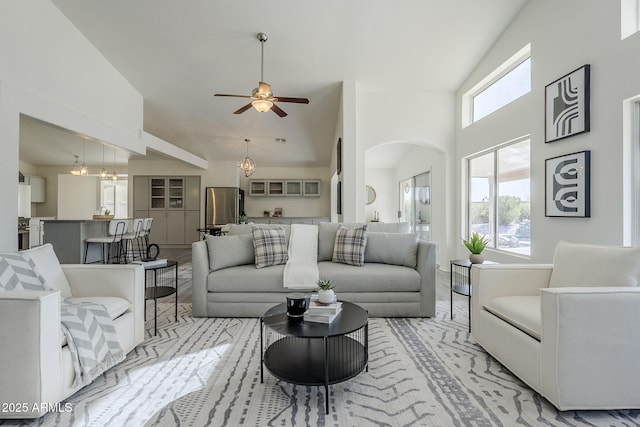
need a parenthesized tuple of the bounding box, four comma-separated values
(3, 300, 639, 427)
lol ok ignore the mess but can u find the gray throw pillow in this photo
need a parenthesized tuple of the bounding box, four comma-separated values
(0, 253, 50, 291)
(332, 224, 368, 267)
(364, 232, 419, 268)
(252, 225, 289, 269)
(206, 234, 255, 272)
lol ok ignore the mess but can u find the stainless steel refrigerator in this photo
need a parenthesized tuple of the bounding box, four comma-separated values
(205, 187, 244, 226)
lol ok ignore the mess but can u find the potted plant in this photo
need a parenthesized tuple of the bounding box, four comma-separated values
(462, 232, 490, 264)
(316, 278, 336, 304)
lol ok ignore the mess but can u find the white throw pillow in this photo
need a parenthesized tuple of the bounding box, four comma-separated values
(549, 241, 640, 287)
(21, 243, 72, 297)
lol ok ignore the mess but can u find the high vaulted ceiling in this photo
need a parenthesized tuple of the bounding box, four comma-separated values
(31, 0, 527, 168)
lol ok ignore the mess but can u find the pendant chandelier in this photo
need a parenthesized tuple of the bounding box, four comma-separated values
(239, 138, 256, 177)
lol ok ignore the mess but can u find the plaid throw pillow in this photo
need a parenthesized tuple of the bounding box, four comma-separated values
(0, 253, 50, 291)
(252, 225, 289, 269)
(332, 225, 368, 267)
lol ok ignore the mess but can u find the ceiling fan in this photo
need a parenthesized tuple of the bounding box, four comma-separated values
(215, 33, 309, 117)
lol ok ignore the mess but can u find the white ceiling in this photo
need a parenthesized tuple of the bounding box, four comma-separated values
(21, 0, 527, 168)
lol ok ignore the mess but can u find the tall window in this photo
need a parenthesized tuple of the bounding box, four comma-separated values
(101, 178, 128, 218)
(621, 0, 640, 39)
(468, 138, 531, 255)
(462, 44, 531, 127)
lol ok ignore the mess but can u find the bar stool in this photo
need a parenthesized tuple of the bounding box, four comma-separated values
(141, 217, 154, 258)
(84, 220, 128, 264)
(121, 218, 144, 262)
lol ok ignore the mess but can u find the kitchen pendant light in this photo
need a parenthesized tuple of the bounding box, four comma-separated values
(70, 155, 82, 175)
(100, 145, 108, 179)
(79, 142, 88, 176)
(239, 138, 256, 177)
(112, 147, 118, 181)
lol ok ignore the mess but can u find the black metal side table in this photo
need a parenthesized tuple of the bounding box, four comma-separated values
(260, 301, 368, 414)
(144, 260, 178, 336)
(450, 259, 496, 332)
(450, 259, 474, 332)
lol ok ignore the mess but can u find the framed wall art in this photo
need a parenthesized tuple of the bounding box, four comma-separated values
(337, 138, 342, 175)
(545, 64, 590, 143)
(545, 150, 591, 217)
(337, 181, 342, 215)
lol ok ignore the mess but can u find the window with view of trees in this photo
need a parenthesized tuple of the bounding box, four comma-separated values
(468, 139, 530, 256)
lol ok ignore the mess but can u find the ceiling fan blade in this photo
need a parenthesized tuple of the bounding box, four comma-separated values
(214, 94, 252, 99)
(271, 103, 288, 117)
(233, 103, 253, 114)
(274, 97, 310, 104)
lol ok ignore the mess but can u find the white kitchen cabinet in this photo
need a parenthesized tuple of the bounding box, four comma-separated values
(27, 176, 46, 203)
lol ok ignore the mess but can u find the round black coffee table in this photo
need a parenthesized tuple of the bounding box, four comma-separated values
(260, 301, 369, 414)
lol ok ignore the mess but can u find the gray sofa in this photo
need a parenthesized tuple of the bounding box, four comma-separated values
(192, 222, 436, 317)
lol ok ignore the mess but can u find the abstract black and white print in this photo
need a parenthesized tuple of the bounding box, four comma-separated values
(545, 64, 590, 143)
(545, 150, 591, 217)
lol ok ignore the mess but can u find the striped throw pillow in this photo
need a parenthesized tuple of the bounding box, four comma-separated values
(252, 225, 289, 269)
(332, 225, 368, 267)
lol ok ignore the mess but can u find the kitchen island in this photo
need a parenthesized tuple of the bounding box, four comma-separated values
(43, 219, 130, 264)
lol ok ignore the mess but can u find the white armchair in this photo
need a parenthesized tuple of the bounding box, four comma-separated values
(0, 244, 144, 419)
(471, 241, 640, 410)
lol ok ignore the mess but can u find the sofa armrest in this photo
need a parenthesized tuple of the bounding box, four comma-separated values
(416, 240, 437, 316)
(540, 287, 640, 410)
(0, 291, 62, 418)
(192, 240, 209, 317)
(62, 264, 145, 346)
(471, 264, 552, 307)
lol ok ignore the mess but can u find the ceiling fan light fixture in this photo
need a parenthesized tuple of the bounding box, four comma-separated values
(251, 99, 273, 112)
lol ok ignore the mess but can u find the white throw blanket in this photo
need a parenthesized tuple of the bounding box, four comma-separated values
(283, 224, 320, 289)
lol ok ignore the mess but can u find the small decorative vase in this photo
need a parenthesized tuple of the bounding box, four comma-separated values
(469, 253, 484, 264)
(318, 289, 335, 304)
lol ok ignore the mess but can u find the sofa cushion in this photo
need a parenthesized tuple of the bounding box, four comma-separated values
(205, 234, 254, 272)
(21, 243, 72, 298)
(208, 264, 285, 292)
(332, 225, 368, 267)
(364, 232, 418, 268)
(318, 222, 411, 261)
(318, 261, 421, 292)
(549, 241, 640, 288)
(0, 252, 50, 292)
(252, 225, 288, 269)
(484, 296, 541, 340)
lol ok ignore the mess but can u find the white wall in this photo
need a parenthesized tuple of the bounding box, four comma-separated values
(57, 175, 99, 220)
(0, 0, 144, 251)
(364, 168, 396, 223)
(455, 1, 640, 263)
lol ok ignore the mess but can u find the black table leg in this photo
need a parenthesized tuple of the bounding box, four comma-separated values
(153, 270, 158, 336)
(324, 336, 329, 414)
(174, 262, 178, 322)
(260, 318, 264, 384)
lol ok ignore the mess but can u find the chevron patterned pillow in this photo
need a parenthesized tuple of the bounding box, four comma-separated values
(0, 253, 50, 291)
